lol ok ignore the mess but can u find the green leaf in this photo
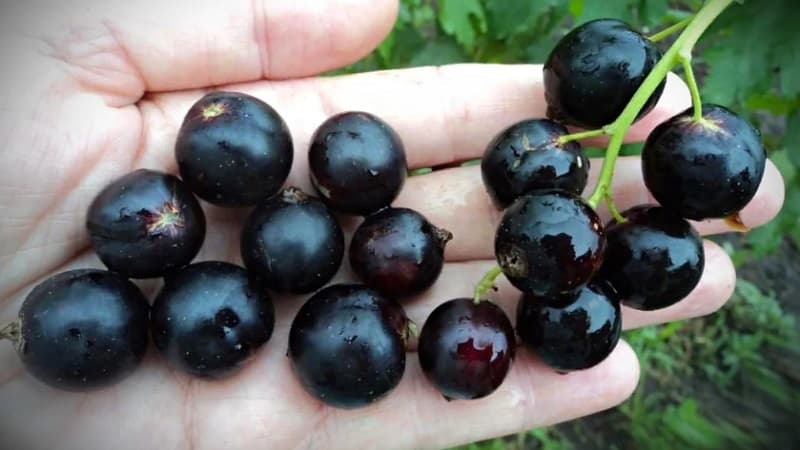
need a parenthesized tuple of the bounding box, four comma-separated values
(484, 0, 560, 39)
(786, 110, 800, 167)
(573, 0, 634, 23)
(638, 0, 670, 27)
(408, 39, 469, 67)
(437, 0, 486, 52)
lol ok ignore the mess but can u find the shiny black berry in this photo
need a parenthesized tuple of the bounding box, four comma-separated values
(642, 104, 767, 220)
(544, 18, 665, 128)
(150, 262, 275, 379)
(308, 112, 407, 215)
(175, 91, 293, 206)
(86, 169, 206, 279)
(600, 205, 704, 311)
(15, 269, 149, 391)
(288, 284, 409, 409)
(349, 207, 452, 298)
(517, 280, 621, 372)
(241, 187, 344, 294)
(418, 298, 515, 400)
(481, 119, 589, 208)
(495, 190, 605, 297)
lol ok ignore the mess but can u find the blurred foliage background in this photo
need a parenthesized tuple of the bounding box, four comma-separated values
(339, 0, 800, 449)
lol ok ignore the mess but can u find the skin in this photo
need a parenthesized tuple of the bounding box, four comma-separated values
(0, 1, 786, 449)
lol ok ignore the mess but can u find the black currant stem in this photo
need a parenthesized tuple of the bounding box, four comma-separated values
(679, 53, 704, 122)
(648, 17, 692, 43)
(0, 321, 20, 344)
(557, 126, 611, 145)
(605, 191, 627, 223)
(586, 0, 736, 210)
(473, 265, 503, 304)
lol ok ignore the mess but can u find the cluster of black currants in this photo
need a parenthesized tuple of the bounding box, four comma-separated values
(481, 18, 767, 384)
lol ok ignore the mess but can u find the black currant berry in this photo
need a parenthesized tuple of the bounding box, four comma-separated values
(308, 112, 407, 215)
(241, 187, 344, 294)
(175, 91, 293, 206)
(86, 169, 206, 279)
(600, 205, 704, 311)
(349, 208, 452, 298)
(418, 298, 515, 400)
(495, 190, 605, 297)
(642, 104, 766, 220)
(13, 269, 149, 391)
(481, 119, 590, 208)
(288, 284, 409, 409)
(150, 261, 275, 379)
(517, 280, 621, 372)
(544, 18, 665, 128)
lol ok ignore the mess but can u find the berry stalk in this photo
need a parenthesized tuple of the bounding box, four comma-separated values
(648, 17, 692, 43)
(586, 0, 736, 210)
(473, 265, 503, 303)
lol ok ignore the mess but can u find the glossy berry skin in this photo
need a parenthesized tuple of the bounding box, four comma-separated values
(349, 208, 452, 298)
(642, 104, 766, 220)
(544, 19, 665, 128)
(175, 91, 293, 206)
(288, 284, 409, 409)
(418, 298, 515, 400)
(309, 112, 407, 215)
(241, 187, 344, 294)
(495, 190, 605, 297)
(481, 119, 590, 208)
(517, 280, 621, 372)
(150, 262, 275, 379)
(16, 269, 149, 391)
(600, 205, 704, 311)
(86, 169, 206, 279)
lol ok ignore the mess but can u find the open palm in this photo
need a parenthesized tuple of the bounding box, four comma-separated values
(0, 1, 784, 449)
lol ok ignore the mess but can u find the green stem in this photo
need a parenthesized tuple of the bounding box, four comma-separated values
(557, 126, 611, 144)
(648, 17, 692, 43)
(679, 52, 704, 121)
(473, 265, 502, 303)
(0, 321, 20, 344)
(606, 191, 627, 223)
(587, 0, 735, 209)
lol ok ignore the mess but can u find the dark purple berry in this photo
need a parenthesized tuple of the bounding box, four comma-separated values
(495, 190, 605, 297)
(349, 208, 452, 298)
(600, 205, 704, 311)
(241, 187, 344, 294)
(642, 104, 766, 220)
(418, 298, 515, 400)
(544, 19, 665, 128)
(288, 284, 409, 409)
(517, 280, 621, 372)
(150, 262, 274, 379)
(86, 169, 206, 279)
(175, 91, 293, 206)
(481, 119, 590, 208)
(15, 269, 149, 391)
(308, 112, 407, 215)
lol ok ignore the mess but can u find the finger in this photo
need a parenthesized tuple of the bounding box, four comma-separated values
(312, 341, 639, 450)
(139, 66, 690, 170)
(394, 158, 784, 261)
(399, 240, 736, 342)
(32, 0, 397, 95)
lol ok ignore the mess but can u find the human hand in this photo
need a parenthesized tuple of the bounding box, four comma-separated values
(0, 1, 785, 449)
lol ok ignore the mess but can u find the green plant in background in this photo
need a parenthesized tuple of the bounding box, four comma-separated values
(340, 1, 799, 449)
